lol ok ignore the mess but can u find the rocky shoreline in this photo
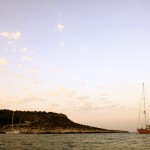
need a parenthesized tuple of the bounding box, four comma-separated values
(4, 129, 129, 134)
(1, 129, 129, 134)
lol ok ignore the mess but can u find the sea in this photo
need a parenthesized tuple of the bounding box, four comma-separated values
(0, 133, 150, 150)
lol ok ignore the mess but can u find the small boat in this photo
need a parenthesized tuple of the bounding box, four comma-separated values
(6, 130, 20, 134)
(6, 111, 20, 134)
(137, 83, 150, 134)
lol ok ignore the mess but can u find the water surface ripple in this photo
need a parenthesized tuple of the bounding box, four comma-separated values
(0, 133, 150, 150)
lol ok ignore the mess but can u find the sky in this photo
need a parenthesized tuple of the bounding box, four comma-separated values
(1, 0, 150, 132)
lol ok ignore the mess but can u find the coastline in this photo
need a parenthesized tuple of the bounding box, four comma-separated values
(0, 109, 129, 134)
(1, 128, 129, 134)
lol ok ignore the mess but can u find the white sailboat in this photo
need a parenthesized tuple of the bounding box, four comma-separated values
(6, 111, 20, 134)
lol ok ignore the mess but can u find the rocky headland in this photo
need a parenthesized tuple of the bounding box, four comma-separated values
(0, 109, 128, 134)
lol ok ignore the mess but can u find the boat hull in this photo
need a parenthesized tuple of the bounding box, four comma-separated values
(137, 129, 150, 134)
(6, 130, 20, 134)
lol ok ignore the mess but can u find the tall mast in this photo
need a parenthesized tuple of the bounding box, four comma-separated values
(143, 83, 147, 128)
(12, 111, 14, 131)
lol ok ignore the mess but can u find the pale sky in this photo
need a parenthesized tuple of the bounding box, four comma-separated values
(1, 0, 150, 132)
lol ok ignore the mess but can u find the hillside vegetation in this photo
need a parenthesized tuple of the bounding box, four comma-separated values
(0, 109, 128, 133)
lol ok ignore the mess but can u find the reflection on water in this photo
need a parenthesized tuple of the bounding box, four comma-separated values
(0, 133, 150, 150)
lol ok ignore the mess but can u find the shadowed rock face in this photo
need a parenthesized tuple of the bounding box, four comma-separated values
(0, 109, 128, 133)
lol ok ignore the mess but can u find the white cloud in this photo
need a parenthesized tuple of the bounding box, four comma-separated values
(22, 55, 32, 61)
(0, 58, 8, 65)
(0, 31, 21, 40)
(55, 23, 64, 32)
(60, 40, 65, 48)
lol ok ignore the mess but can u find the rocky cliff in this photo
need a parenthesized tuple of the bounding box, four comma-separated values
(0, 109, 128, 133)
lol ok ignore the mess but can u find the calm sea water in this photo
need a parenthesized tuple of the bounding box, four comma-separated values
(0, 133, 150, 150)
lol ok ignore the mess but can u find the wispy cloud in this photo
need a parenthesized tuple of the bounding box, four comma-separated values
(49, 86, 76, 98)
(63, 98, 99, 113)
(77, 96, 89, 100)
(21, 48, 29, 52)
(30, 79, 42, 84)
(0, 31, 21, 40)
(22, 55, 32, 61)
(79, 102, 99, 112)
(64, 89, 76, 98)
(105, 104, 121, 109)
(55, 23, 64, 32)
(0, 93, 44, 107)
(49, 65, 61, 73)
(18, 94, 41, 104)
(77, 81, 86, 86)
(98, 98, 128, 111)
(0, 67, 4, 72)
(133, 29, 144, 36)
(26, 68, 41, 85)
(13, 73, 23, 79)
(81, 46, 89, 53)
(120, 13, 127, 17)
(60, 40, 65, 48)
(46, 103, 59, 112)
(0, 58, 8, 65)
(16, 64, 22, 69)
(27, 68, 39, 76)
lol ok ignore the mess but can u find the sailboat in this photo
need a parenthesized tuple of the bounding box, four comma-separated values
(6, 111, 20, 134)
(137, 83, 150, 134)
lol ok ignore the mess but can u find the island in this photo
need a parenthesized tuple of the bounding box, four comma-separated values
(0, 109, 128, 134)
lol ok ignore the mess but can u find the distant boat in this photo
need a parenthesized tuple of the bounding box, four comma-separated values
(6, 111, 20, 134)
(137, 83, 150, 134)
(6, 130, 20, 134)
